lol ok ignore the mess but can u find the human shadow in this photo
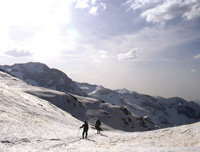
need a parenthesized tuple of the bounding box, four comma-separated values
(86, 138, 95, 142)
(100, 133, 108, 137)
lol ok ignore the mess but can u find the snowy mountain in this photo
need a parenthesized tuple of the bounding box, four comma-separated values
(0, 70, 158, 132)
(1, 62, 200, 129)
(0, 71, 200, 152)
(0, 62, 86, 96)
(76, 82, 200, 128)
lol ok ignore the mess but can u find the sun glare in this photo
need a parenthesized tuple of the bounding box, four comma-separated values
(0, 0, 74, 59)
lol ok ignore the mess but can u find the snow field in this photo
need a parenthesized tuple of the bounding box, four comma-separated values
(0, 71, 200, 152)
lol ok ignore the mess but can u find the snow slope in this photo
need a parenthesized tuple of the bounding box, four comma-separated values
(0, 72, 200, 151)
(0, 71, 158, 132)
(0, 74, 84, 151)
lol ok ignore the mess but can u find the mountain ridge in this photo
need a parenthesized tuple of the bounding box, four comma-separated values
(0, 70, 158, 132)
(1, 62, 200, 129)
(76, 81, 200, 128)
(0, 62, 86, 96)
(0, 73, 200, 151)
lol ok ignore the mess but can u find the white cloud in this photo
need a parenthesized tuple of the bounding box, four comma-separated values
(98, 50, 108, 59)
(141, 1, 187, 23)
(75, 0, 106, 15)
(89, 6, 98, 15)
(118, 48, 139, 60)
(191, 69, 196, 72)
(126, 0, 161, 11)
(4, 49, 33, 57)
(91, 0, 96, 5)
(94, 23, 200, 63)
(94, 50, 108, 63)
(100, 3, 107, 10)
(194, 54, 200, 59)
(75, 0, 90, 8)
(127, 0, 200, 23)
(183, 1, 200, 20)
(68, 71, 80, 77)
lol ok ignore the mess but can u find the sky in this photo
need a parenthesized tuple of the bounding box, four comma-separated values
(0, 0, 200, 101)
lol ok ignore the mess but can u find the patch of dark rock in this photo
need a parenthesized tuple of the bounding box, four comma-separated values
(177, 106, 200, 119)
(67, 99, 71, 103)
(137, 117, 147, 127)
(101, 100, 105, 103)
(103, 111, 108, 115)
(70, 95, 78, 101)
(121, 118, 129, 125)
(120, 106, 131, 115)
(72, 114, 76, 118)
(79, 102, 84, 108)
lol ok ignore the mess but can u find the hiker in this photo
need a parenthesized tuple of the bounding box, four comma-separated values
(95, 119, 102, 134)
(80, 121, 89, 139)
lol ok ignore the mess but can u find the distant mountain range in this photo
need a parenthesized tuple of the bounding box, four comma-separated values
(1, 62, 200, 129)
(76, 82, 200, 128)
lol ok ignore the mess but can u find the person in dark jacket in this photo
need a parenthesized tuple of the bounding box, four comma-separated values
(95, 119, 102, 134)
(80, 121, 89, 139)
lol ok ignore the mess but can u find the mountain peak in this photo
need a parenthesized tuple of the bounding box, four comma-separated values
(115, 88, 131, 94)
(13, 62, 48, 73)
(0, 62, 86, 96)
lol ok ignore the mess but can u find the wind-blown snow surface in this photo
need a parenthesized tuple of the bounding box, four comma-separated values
(0, 72, 200, 151)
